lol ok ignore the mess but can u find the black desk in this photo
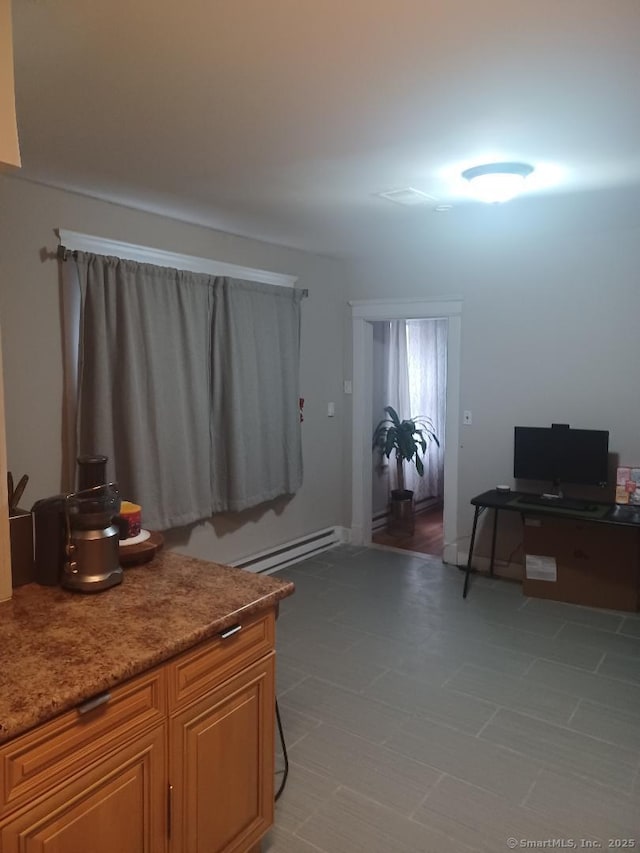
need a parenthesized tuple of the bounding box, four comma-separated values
(463, 489, 640, 598)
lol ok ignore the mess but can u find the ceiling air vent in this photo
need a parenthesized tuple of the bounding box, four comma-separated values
(376, 187, 437, 206)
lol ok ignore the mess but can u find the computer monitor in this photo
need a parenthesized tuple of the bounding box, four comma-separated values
(513, 425, 609, 487)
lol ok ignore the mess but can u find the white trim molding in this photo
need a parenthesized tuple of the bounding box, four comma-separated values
(58, 229, 298, 288)
(350, 297, 462, 319)
(350, 297, 462, 567)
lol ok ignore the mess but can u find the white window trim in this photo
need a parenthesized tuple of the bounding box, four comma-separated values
(58, 230, 298, 287)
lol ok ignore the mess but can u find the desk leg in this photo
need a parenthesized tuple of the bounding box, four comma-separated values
(463, 506, 481, 599)
(489, 509, 499, 577)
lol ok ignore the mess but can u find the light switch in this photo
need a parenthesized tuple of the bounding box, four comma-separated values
(344, 380, 353, 395)
(463, 410, 472, 425)
(328, 402, 335, 417)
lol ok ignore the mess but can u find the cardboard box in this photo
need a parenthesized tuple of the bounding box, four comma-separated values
(523, 516, 639, 611)
(9, 508, 34, 587)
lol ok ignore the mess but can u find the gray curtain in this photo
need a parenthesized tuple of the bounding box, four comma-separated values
(211, 279, 304, 512)
(372, 318, 447, 507)
(405, 318, 447, 500)
(75, 253, 303, 529)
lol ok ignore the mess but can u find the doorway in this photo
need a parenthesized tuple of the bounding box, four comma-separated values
(370, 318, 447, 557)
(350, 298, 462, 567)
(372, 505, 444, 555)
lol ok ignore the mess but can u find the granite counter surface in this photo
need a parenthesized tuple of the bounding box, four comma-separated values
(0, 550, 294, 744)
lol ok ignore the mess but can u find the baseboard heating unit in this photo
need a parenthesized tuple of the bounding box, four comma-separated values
(230, 526, 348, 575)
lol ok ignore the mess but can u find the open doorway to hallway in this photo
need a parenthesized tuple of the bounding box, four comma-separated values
(372, 504, 444, 555)
(350, 297, 460, 567)
(370, 318, 447, 558)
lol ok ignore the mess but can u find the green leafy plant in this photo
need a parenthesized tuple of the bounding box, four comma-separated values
(372, 405, 440, 494)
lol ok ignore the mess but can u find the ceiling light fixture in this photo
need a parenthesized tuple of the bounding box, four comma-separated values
(461, 162, 534, 204)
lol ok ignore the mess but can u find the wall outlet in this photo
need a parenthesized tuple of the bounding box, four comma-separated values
(463, 410, 472, 425)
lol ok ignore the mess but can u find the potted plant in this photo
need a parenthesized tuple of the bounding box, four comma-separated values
(372, 405, 440, 534)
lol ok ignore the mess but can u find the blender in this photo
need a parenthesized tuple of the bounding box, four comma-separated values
(32, 455, 124, 592)
(62, 482, 123, 592)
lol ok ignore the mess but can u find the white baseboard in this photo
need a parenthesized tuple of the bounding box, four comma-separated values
(443, 543, 459, 566)
(230, 526, 349, 575)
(338, 526, 352, 544)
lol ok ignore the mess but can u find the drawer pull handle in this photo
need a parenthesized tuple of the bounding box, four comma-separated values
(220, 624, 242, 640)
(78, 692, 111, 714)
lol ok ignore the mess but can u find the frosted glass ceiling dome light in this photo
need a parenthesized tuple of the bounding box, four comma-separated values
(461, 162, 534, 203)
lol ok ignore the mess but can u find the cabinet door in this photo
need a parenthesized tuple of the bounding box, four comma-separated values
(170, 654, 275, 853)
(0, 725, 166, 853)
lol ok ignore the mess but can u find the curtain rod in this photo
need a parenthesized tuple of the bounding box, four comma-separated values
(57, 244, 76, 261)
(56, 244, 308, 297)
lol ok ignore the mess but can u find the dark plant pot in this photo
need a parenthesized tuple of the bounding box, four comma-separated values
(388, 489, 415, 536)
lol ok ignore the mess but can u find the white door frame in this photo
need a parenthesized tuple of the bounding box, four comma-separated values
(350, 298, 462, 566)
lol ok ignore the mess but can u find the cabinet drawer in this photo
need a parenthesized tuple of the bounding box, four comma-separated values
(168, 610, 275, 711)
(0, 724, 167, 853)
(0, 668, 166, 817)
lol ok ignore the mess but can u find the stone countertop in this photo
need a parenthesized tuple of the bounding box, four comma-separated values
(0, 550, 294, 744)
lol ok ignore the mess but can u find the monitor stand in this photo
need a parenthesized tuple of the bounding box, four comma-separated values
(537, 479, 563, 502)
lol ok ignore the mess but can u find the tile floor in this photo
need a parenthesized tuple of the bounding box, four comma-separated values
(263, 545, 640, 853)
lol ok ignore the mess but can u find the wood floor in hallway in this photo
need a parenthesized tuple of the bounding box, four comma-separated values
(372, 505, 443, 556)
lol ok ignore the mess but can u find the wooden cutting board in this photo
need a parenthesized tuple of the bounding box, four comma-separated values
(119, 531, 164, 567)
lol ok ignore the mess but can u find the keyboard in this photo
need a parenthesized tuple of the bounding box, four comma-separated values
(519, 495, 596, 512)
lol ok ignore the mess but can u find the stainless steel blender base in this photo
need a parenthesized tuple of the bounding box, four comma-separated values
(61, 566, 123, 593)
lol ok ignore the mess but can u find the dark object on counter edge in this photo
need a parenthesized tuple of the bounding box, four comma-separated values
(9, 508, 35, 587)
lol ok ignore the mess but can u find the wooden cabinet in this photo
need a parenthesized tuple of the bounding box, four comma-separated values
(169, 655, 275, 853)
(167, 611, 275, 853)
(0, 608, 277, 853)
(0, 726, 167, 853)
(0, 669, 166, 818)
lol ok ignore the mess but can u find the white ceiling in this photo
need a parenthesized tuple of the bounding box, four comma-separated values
(10, 0, 640, 258)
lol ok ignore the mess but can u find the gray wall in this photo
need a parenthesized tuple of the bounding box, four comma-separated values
(346, 204, 640, 563)
(3, 176, 637, 569)
(0, 176, 347, 565)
